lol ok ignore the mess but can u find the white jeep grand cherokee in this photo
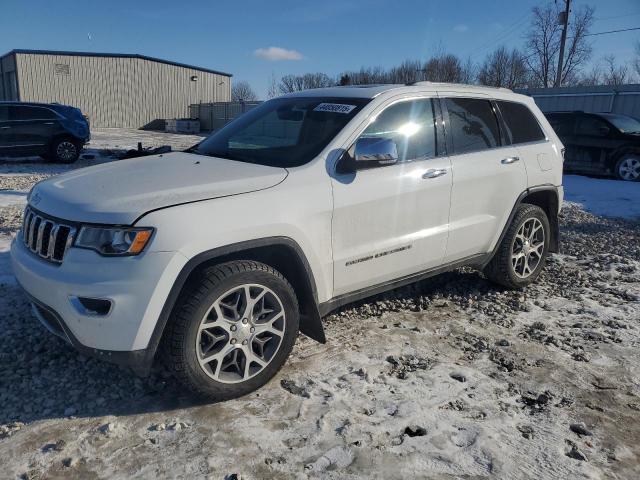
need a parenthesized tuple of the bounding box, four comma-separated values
(11, 83, 564, 400)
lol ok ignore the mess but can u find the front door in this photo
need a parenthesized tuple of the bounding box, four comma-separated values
(571, 113, 617, 174)
(441, 95, 528, 262)
(7, 105, 58, 155)
(331, 97, 452, 296)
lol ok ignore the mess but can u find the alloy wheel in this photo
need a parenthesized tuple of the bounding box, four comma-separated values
(618, 157, 640, 181)
(510, 218, 545, 279)
(195, 284, 286, 384)
(56, 141, 77, 162)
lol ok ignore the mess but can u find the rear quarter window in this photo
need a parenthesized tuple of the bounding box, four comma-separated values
(497, 101, 546, 144)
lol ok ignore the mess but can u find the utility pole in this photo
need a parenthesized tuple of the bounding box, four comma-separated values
(555, 0, 571, 87)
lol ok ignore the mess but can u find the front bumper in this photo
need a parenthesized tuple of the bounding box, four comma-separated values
(10, 235, 188, 374)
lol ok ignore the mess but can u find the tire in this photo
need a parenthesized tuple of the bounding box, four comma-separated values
(484, 204, 550, 289)
(614, 155, 640, 182)
(163, 260, 299, 400)
(50, 137, 80, 163)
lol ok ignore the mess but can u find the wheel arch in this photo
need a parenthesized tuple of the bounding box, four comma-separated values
(145, 237, 325, 371)
(609, 147, 640, 177)
(487, 185, 561, 264)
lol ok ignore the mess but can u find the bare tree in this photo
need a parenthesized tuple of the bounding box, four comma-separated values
(424, 53, 467, 83)
(278, 73, 334, 94)
(266, 73, 279, 99)
(577, 63, 602, 86)
(525, 3, 594, 87)
(602, 55, 629, 86)
(231, 81, 258, 102)
(634, 41, 640, 79)
(478, 47, 529, 88)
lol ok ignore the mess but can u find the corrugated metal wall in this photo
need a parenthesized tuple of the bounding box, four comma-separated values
(13, 53, 231, 128)
(190, 101, 262, 131)
(517, 85, 640, 119)
(0, 54, 18, 101)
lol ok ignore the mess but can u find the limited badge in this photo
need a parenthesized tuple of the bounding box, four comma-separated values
(313, 103, 356, 114)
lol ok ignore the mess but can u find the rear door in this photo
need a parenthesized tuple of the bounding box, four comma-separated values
(496, 100, 558, 188)
(440, 94, 527, 262)
(331, 96, 452, 296)
(0, 106, 10, 153)
(8, 105, 60, 154)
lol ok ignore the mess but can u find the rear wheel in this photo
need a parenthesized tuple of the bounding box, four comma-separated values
(615, 155, 640, 181)
(484, 204, 550, 289)
(164, 261, 299, 400)
(50, 137, 80, 163)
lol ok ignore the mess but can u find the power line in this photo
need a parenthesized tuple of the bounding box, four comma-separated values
(584, 26, 640, 37)
(465, 13, 530, 57)
(594, 12, 640, 21)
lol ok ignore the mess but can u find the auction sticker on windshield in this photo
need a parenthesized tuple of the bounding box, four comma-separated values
(314, 103, 357, 114)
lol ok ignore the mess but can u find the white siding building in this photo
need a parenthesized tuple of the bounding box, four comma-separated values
(0, 49, 232, 128)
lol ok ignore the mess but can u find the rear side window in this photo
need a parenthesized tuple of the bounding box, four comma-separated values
(359, 98, 437, 162)
(0, 106, 7, 121)
(546, 114, 575, 136)
(497, 101, 546, 144)
(445, 98, 500, 154)
(576, 115, 610, 137)
(9, 106, 58, 121)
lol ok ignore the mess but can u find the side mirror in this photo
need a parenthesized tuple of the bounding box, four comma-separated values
(353, 137, 398, 167)
(597, 125, 610, 136)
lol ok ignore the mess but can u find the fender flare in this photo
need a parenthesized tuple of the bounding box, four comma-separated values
(483, 185, 561, 267)
(142, 236, 326, 372)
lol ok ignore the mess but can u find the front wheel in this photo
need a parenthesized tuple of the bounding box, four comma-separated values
(484, 204, 550, 289)
(615, 155, 640, 181)
(164, 261, 299, 400)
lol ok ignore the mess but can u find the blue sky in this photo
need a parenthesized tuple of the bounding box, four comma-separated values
(1, 0, 639, 97)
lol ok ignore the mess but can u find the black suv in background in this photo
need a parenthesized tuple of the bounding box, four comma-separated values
(0, 102, 90, 163)
(545, 111, 640, 181)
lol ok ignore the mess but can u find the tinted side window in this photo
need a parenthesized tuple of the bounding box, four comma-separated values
(445, 98, 500, 154)
(546, 114, 575, 136)
(576, 115, 610, 137)
(0, 106, 8, 121)
(359, 99, 437, 162)
(9, 106, 57, 121)
(497, 101, 546, 144)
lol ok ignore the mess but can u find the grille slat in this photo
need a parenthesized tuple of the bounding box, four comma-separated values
(21, 207, 75, 264)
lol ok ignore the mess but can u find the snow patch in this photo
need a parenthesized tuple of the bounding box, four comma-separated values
(0, 190, 28, 207)
(563, 174, 640, 220)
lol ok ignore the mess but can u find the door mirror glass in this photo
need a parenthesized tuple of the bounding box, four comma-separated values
(353, 137, 398, 166)
(597, 125, 610, 136)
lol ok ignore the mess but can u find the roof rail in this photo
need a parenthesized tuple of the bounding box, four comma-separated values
(406, 81, 512, 92)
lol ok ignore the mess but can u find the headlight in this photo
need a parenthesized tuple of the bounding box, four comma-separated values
(75, 226, 153, 256)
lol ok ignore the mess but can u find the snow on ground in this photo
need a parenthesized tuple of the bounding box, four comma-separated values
(0, 129, 639, 479)
(564, 174, 640, 220)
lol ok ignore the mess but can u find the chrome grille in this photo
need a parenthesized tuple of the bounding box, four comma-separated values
(22, 207, 76, 264)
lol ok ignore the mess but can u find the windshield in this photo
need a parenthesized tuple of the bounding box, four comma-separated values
(192, 97, 370, 167)
(600, 113, 640, 133)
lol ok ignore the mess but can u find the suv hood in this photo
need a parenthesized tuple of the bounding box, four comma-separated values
(29, 152, 288, 224)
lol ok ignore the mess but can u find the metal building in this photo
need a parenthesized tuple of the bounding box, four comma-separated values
(0, 49, 232, 128)
(516, 84, 640, 119)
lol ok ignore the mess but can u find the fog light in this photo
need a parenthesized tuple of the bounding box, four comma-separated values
(69, 296, 113, 316)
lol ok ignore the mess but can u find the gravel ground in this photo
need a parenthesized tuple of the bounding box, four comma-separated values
(0, 133, 639, 478)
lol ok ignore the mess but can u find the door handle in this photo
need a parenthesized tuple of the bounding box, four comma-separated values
(501, 156, 520, 164)
(0, 126, 10, 129)
(44, 122, 55, 125)
(422, 168, 448, 179)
